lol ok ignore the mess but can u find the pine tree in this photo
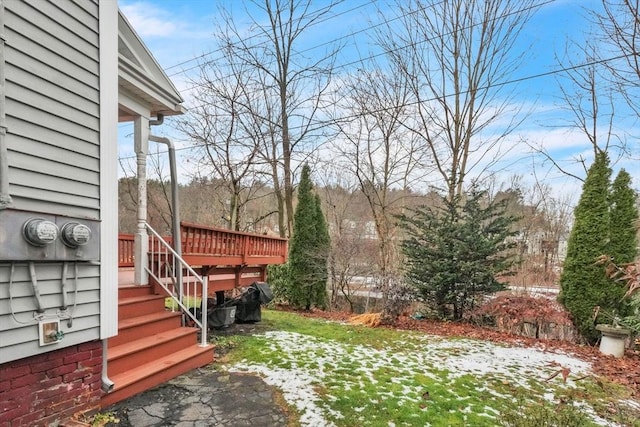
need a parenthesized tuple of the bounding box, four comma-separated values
(398, 190, 518, 320)
(286, 164, 330, 309)
(559, 151, 613, 342)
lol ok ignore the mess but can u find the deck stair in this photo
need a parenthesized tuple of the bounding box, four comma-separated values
(101, 285, 213, 407)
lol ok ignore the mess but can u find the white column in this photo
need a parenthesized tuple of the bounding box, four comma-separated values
(134, 115, 149, 285)
(99, 0, 119, 339)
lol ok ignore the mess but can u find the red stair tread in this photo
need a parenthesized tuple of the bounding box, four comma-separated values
(117, 311, 181, 329)
(109, 345, 213, 387)
(119, 294, 166, 305)
(108, 327, 199, 360)
(102, 345, 213, 407)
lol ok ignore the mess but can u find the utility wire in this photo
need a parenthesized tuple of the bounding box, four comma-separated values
(177, 0, 553, 103)
(122, 0, 549, 131)
(118, 52, 630, 163)
(165, 0, 378, 77)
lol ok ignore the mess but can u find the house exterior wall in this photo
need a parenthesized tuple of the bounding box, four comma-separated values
(0, 0, 104, 365)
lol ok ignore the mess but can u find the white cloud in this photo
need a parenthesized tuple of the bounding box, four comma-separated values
(120, 2, 179, 37)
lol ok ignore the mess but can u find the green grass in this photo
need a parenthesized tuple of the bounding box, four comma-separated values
(164, 295, 201, 310)
(219, 309, 640, 427)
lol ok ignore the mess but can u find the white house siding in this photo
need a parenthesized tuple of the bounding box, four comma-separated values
(0, 0, 102, 364)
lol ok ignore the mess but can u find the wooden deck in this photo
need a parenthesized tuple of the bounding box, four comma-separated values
(118, 222, 288, 293)
(105, 222, 287, 407)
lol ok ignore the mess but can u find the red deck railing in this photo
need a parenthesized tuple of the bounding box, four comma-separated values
(118, 234, 135, 267)
(118, 222, 288, 268)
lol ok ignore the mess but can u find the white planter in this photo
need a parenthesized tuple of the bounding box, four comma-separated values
(596, 324, 630, 358)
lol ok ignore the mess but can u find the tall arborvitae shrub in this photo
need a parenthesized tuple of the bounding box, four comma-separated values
(398, 190, 518, 320)
(312, 193, 330, 309)
(287, 164, 330, 310)
(609, 169, 638, 265)
(608, 169, 639, 316)
(559, 152, 613, 342)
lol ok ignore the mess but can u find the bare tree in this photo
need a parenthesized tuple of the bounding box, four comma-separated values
(333, 66, 425, 322)
(530, 40, 619, 182)
(210, 0, 342, 237)
(176, 53, 267, 231)
(317, 169, 374, 312)
(378, 0, 540, 202)
(596, 0, 640, 117)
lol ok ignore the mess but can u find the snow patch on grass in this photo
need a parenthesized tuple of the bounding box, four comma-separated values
(226, 330, 616, 426)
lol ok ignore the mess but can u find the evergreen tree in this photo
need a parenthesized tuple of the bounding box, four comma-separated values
(312, 193, 330, 308)
(559, 152, 613, 342)
(609, 169, 638, 265)
(398, 190, 518, 320)
(286, 164, 330, 309)
(607, 169, 639, 318)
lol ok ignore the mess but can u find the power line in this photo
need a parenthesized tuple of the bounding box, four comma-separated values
(121, 0, 526, 129)
(169, 0, 449, 94)
(150, 0, 550, 115)
(118, 51, 631, 163)
(165, 0, 378, 77)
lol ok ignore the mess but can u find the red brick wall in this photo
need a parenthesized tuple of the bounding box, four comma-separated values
(0, 341, 103, 427)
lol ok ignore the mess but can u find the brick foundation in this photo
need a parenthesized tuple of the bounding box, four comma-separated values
(0, 341, 103, 427)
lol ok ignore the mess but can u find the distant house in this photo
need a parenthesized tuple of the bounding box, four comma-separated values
(0, 2, 185, 425)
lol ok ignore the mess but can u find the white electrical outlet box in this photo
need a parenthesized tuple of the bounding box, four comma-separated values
(39, 320, 61, 346)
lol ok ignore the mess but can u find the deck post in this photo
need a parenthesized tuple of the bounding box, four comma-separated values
(134, 115, 149, 285)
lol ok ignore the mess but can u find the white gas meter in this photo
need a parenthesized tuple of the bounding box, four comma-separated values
(23, 218, 59, 246)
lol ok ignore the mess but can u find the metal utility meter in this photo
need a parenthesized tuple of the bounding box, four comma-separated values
(23, 219, 59, 246)
(0, 209, 100, 261)
(60, 222, 91, 247)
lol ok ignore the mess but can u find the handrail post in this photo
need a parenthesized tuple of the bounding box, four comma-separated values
(200, 276, 208, 347)
(144, 222, 209, 347)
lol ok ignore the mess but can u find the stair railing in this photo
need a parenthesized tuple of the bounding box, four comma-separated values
(144, 222, 209, 347)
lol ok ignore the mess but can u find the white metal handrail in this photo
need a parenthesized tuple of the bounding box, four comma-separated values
(144, 223, 209, 347)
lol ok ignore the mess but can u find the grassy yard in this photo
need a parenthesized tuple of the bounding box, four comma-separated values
(214, 309, 640, 427)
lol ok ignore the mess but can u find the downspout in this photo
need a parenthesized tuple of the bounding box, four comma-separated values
(148, 115, 183, 298)
(0, 3, 13, 209)
(101, 340, 114, 392)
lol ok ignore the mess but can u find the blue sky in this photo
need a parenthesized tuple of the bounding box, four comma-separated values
(117, 0, 638, 202)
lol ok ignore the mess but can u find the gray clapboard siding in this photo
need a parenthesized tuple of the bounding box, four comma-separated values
(5, 71, 99, 117)
(5, 186, 98, 209)
(0, 264, 101, 291)
(11, 146, 99, 181)
(8, 117, 99, 158)
(1, 199, 100, 219)
(4, 27, 98, 84)
(9, 136, 99, 172)
(0, 304, 101, 335)
(6, 101, 99, 149)
(0, 0, 103, 364)
(11, 170, 99, 200)
(6, 2, 99, 74)
(65, 0, 99, 21)
(4, 49, 99, 105)
(6, 79, 99, 125)
(25, 0, 98, 46)
(1, 327, 101, 365)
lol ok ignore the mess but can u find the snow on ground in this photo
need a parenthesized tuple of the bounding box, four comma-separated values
(227, 331, 611, 426)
